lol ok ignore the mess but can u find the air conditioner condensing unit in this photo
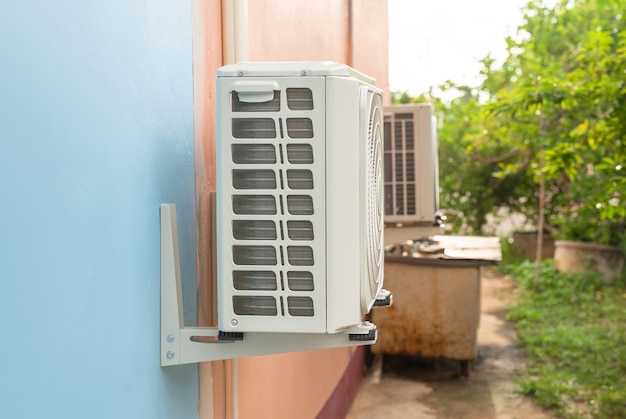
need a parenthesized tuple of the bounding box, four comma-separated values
(383, 104, 440, 224)
(216, 62, 389, 336)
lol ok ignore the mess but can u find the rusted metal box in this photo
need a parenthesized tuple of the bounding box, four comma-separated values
(372, 236, 500, 362)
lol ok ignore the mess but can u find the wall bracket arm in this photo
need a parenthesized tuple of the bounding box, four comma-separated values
(160, 204, 376, 366)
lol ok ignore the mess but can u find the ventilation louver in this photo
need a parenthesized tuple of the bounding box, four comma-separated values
(383, 104, 439, 224)
(217, 62, 387, 335)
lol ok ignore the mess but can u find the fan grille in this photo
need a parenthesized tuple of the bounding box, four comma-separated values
(364, 90, 384, 305)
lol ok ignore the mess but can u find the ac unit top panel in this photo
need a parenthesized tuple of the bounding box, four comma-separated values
(218, 61, 376, 86)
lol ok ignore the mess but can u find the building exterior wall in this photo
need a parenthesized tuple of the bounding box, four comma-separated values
(351, 0, 390, 104)
(237, 349, 353, 418)
(247, 0, 389, 104)
(0, 1, 199, 418)
(247, 0, 350, 63)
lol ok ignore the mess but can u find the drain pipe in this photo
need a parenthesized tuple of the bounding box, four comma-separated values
(222, 0, 249, 64)
(221, 2, 247, 414)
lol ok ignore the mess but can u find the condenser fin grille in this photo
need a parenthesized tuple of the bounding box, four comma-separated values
(286, 144, 314, 164)
(233, 245, 277, 265)
(233, 220, 277, 240)
(232, 169, 276, 189)
(233, 296, 278, 316)
(286, 170, 313, 189)
(232, 195, 277, 215)
(286, 246, 314, 266)
(286, 88, 314, 110)
(287, 271, 314, 291)
(220, 76, 325, 328)
(405, 121, 414, 149)
(232, 118, 277, 138)
(286, 118, 313, 138)
(286, 195, 314, 215)
(233, 271, 277, 290)
(286, 220, 314, 240)
(232, 144, 276, 164)
(287, 297, 314, 316)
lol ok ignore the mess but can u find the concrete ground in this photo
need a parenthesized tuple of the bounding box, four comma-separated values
(347, 269, 553, 419)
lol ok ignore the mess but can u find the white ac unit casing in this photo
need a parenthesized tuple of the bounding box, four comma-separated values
(216, 62, 387, 335)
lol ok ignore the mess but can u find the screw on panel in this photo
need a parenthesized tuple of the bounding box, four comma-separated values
(166, 334, 175, 343)
(166, 351, 175, 359)
(230, 319, 238, 327)
(300, 70, 310, 76)
(238, 70, 246, 76)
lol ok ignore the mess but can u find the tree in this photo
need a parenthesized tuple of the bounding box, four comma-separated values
(430, 0, 626, 246)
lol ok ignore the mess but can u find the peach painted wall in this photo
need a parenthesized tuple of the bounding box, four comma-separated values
(247, 0, 350, 63)
(190, 1, 223, 418)
(351, 0, 390, 105)
(237, 349, 354, 418)
(247, 0, 389, 103)
(192, 1, 389, 418)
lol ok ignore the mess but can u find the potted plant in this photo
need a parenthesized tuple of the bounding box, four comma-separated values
(512, 228, 556, 260)
(549, 160, 625, 283)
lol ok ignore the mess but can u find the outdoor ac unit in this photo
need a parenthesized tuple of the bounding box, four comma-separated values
(383, 104, 440, 224)
(216, 62, 389, 337)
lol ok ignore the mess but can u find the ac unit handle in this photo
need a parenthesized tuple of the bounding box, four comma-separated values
(232, 80, 279, 103)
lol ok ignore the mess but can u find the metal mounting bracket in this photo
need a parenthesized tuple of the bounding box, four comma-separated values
(160, 204, 376, 366)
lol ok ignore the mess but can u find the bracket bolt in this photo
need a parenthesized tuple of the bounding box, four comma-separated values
(166, 351, 175, 360)
(166, 334, 175, 343)
(230, 319, 238, 327)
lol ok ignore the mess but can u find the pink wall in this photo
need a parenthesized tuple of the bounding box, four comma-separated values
(193, 1, 389, 417)
(238, 349, 352, 418)
(248, 0, 389, 103)
(248, 0, 350, 63)
(351, 0, 390, 104)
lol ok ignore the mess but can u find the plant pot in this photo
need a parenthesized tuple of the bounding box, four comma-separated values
(512, 230, 555, 260)
(554, 240, 625, 283)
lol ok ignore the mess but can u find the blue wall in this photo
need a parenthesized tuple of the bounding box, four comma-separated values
(0, 1, 199, 418)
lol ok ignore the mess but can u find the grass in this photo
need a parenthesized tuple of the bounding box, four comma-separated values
(501, 245, 626, 418)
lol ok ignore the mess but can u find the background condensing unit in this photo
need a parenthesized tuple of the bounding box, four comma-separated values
(383, 104, 440, 224)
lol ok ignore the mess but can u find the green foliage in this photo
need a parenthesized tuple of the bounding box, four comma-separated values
(507, 260, 626, 417)
(409, 0, 626, 245)
(498, 237, 529, 274)
(550, 164, 626, 246)
(391, 91, 430, 104)
(429, 84, 540, 234)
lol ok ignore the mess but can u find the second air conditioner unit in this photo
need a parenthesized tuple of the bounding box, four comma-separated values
(384, 104, 440, 224)
(216, 62, 390, 337)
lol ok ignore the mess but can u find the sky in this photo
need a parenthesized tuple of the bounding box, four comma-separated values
(388, 0, 531, 95)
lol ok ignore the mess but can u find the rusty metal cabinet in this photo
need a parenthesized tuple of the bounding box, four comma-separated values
(371, 236, 500, 374)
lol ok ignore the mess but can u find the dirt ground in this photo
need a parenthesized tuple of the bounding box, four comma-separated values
(347, 269, 554, 419)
